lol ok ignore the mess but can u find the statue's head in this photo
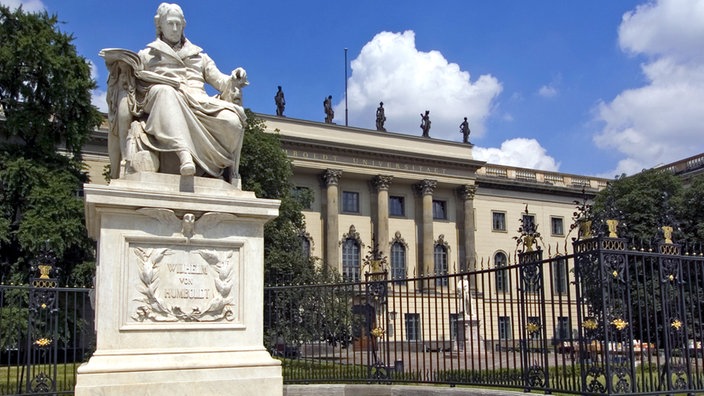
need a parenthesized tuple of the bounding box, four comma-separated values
(154, 3, 186, 45)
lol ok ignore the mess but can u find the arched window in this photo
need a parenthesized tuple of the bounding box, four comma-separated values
(553, 257, 568, 294)
(495, 252, 509, 293)
(391, 242, 406, 282)
(434, 244, 448, 286)
(390, 231, 408, 283)
(300, 236, 311, 258)
(342, 238, 360, 282)
(298, 230, 313, 258)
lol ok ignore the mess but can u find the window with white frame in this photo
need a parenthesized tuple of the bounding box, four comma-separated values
(342, 191, 359, 213)
(342, 238, 360, 282)
(432, 200, 447, 220)
(434, 244, 448, 286)
(495, 252, 509, 293)
(405, 313, 421, 341)
(551, 217, 564, 236)
(492, 211, 506, 231)
(390, 242, 406, 282)
(556, 316, 570, 340)
(553, 257, 568, 294)
(498, 316, 512, 340)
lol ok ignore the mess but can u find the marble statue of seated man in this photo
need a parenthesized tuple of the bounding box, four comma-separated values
(101, 3, 247, 185)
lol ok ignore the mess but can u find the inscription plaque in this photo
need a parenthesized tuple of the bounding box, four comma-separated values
(124, 241, 242, 327)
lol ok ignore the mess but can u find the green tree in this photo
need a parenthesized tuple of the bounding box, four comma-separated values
(674, 175, 704, 245)
(0, 6, 101, 159)
(587, 170, 704, 344)
(0, 6, 101, 285)
(238, 109, 317, 284)
(593, 169, 683, 243)
(239, 110, 355, 350)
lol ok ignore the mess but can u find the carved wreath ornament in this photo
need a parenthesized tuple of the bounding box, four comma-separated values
(132, 247, 236, 322)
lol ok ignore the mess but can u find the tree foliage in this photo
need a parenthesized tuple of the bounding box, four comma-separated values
(0, 6, 100, 285)
(239, 111, 354, 350)
(0, 6, 102, 159)
(586, 169, 704, 344)
(239, 109, 318, 283)
(592, 169, 684, 244)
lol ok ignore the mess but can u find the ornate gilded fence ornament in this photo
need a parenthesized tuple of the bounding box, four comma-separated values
(363, 242, 392, 382)
(662, 225, 674, 244)
(606, 219, 619, 238)
(26, 246, 60, 394)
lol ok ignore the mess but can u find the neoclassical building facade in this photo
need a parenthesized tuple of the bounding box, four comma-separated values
(255, 115, 605, 279)
(80, 113, 609, 343)
(82, 113, 609, 282)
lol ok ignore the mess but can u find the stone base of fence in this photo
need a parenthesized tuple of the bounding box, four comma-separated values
(283, 384, 525, 395)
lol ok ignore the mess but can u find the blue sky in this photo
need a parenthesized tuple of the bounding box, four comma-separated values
(3, 0, 704, 178)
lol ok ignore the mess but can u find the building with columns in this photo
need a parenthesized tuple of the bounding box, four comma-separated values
(80, 113, 610, 344)
(250, 115, 606, 281)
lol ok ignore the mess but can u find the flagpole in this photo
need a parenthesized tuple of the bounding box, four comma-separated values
(344, 48, 348, 126)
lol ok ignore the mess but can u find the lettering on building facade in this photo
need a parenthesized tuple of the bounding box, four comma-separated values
(285, 148, 469, 178)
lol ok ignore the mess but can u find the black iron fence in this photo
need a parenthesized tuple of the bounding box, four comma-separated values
(2, 234, 703, 395)
(0, 282, 94, 395)
(264, 235, 704, 395)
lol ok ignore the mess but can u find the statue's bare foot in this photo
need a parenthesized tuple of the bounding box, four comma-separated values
(178, 151, 196, 176)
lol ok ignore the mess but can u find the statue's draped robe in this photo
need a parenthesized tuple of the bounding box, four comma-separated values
(138, 39, 246, 177)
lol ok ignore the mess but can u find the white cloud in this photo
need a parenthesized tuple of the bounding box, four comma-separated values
(0, 0, 45, 12)
(538, 85, 558, 98)
(87, 61, 108, 113)
(335, 31, 502, 141)
(473, 138, 560, 171)
(594, 0, 704, 176)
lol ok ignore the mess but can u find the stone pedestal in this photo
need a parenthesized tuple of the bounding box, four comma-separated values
(75, 173, 282, 395)
(455, 315, 483, 355)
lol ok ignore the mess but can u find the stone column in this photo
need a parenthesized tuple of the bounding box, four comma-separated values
(371, 175, 393, 255)
(321, 169, 342, 274)
(415, 179, 437, 277)
(457, 184, 477, 279)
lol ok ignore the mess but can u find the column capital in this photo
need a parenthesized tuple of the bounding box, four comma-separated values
(457, 184, 477, 200)
(415, 179, 437, 196)
(371, 175, 394, 192)
(321, 169, 343, 186)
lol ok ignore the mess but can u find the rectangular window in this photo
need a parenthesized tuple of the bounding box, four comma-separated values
(405, 313, 421, 341)
(553, 258, 568, 294)
(556, 317, 570, 340)
(389, 196, 405, 217)
(432, 200, 447, 220)
(528, 316, 541, 340)
(522, 214, 536, 231)
(450, 313, 460, 341)
(551, 217, 564, 236)
(342, 191, 359, 213)
(498, 316, 511, 340)
(492, 211, 506, 231)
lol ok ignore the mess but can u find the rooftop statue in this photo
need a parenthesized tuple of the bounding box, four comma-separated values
(420, 110, 431, 138)
(275, 86, 285, 116)
(459, 117, 471, 144)
(375, 102, 386, 132)
(100, 3, 248, 185)
(324, 95, 334, 124)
